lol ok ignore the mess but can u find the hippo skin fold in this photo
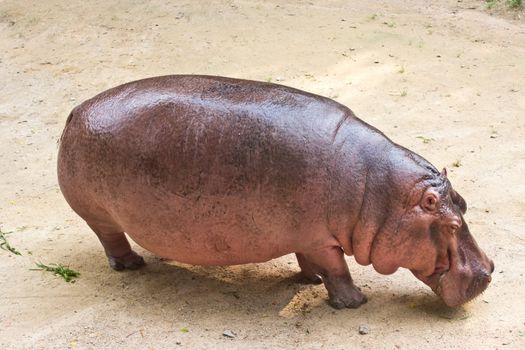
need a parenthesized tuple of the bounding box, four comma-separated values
(57, 75, 493, 309)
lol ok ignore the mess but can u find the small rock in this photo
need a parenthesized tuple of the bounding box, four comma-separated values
(223, 330, 236, 338)
(358, 324, 370, 335)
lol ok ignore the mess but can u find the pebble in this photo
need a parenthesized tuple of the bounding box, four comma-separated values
(359, 324, 370, 335)
(223, 329, 236, 338)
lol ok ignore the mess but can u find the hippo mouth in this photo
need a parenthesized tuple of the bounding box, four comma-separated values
(415, 248, 452, 292)
(412, 250, 455, 302)
(416, 268, 448, 292)
(431, 271, 449, 294)
(415, 262, 492, 307)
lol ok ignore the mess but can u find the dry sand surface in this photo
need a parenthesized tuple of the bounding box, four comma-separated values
(1, 0, 524, 349)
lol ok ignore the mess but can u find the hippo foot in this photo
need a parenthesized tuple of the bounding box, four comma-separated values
(108, 251, 145, 271)
(327, 279, 368, 309)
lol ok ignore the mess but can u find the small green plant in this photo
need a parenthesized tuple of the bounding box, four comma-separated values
(486, 0, 498, 8)
(486, 0, 522, 8)
(416, 136, 435, 144)
(452, 160, 462, 167)
(0, 228, 21, 255)
(33, 262, 80, 282)
(508, 0, 522, 8)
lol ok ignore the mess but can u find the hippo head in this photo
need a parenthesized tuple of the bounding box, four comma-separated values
(370, 168, 494, 307)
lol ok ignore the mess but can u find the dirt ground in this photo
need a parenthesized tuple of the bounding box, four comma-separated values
(0, 0, 524, 349)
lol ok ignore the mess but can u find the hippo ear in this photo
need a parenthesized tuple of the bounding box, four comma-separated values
(450, 189, 467, 214)
(421, 191, 439, 213)
(441, 168, 447, 177)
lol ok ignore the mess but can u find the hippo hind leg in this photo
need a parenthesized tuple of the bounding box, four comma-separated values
(86, 218, 145, 271)
(297, 247, 367, 309)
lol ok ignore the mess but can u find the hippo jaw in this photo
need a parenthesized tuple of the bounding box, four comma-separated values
(413, 221, 494, 307)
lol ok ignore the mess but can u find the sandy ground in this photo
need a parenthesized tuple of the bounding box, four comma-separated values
(0, 0, 524, 349)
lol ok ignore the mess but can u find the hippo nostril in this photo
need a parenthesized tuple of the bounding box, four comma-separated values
(489, 260, 495, 274)
(481, 272, 492, 284)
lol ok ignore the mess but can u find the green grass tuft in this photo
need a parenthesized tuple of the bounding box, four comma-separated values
(508, 0, 522, 8)
(0, 228, 21, 255)
(416, 136, 435, 144)
(486, 0, 522, 9)
(33, 262, 80, 282)
(486, 0, 498, 8)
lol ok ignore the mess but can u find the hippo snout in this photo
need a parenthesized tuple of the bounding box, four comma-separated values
(464, 269, 492, 303)
(436, 253, 493, 307)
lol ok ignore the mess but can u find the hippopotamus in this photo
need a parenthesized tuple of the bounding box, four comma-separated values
(57, 75, 493, 309)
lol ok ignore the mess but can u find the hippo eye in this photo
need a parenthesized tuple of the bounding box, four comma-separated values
(450, 224, 459, 234)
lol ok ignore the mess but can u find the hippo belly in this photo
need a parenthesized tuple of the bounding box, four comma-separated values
(115, 191, 310, 265)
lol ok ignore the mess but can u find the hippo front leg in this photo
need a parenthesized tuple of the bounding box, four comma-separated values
(297, 247, 367, 309)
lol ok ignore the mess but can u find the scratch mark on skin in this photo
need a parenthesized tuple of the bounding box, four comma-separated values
(331, 115, 347, 142)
